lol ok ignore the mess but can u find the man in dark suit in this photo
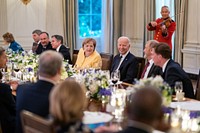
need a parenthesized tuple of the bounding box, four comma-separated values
(118, 86, 163, 133)
(151, 42, 195, 98)
(32, 29, 42, 53)
(35, 32, 53, 54)
(51, 34, 72, 64)
(111, 36, 138, 83)
(141, 40, 162, 79)
(15, 50, 63, 133)
(0, 47, 16, 133)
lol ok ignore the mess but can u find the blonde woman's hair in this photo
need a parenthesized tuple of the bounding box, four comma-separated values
(82, 38, 96, 49)
(50, 78, 86, 124)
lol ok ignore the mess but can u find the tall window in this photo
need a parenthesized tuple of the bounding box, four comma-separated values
(76, 0, 103, 52)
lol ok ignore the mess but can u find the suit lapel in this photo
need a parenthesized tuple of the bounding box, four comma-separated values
(113, 55, 122, 71)
(148, 63, 154, 77)
(119, 52, 130, 70)
(162, 59, 171, 79)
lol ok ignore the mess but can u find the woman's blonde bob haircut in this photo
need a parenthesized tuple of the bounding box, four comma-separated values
(49, 78, 86, 124)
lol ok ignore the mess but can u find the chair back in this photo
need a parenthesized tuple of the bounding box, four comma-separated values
(72, 49, 79, 66)
(196, 69, 200, 100)
(21, 110, 55, 133)
(135, 56, 145, 79)
(100, 52, 113, 70)
(0, 122, 2, 133)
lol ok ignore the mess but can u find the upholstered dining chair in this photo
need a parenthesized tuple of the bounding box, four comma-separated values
(0, 123, 2, 133)
(135, 56, 146, 79)
(100, 52, 113, 70)
(195, 69, 200, 100)
(21, 110, 55, 133)
(72, 49, 79, 66)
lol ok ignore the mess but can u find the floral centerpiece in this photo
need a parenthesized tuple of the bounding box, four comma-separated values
(75, 69, 111, 101)
(6, 50, 39, 82)
(134, 76, 172, 106)
(6, 50, 74, 82)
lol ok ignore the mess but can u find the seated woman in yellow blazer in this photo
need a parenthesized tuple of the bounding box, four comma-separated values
(74, 38, 102, 70)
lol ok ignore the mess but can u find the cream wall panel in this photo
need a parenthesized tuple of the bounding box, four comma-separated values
(186, 0, 198, 43)
(182, 0, 200, 74)
(122, 0, 144, 57)
(46, 0, 64, 37)
(6, 0, 46, 51)
(129, 38, 143, 57)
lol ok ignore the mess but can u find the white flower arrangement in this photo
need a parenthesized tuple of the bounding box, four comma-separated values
(74, 69, 111, 100)
(134, 76, 164, 89)
(134, 76, 172, 106)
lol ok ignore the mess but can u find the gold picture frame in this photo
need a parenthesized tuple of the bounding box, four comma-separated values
(21, 0, 31, 5)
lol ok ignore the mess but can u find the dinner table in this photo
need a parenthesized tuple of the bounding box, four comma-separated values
(85, 81, 200, 133)
(10, 77, 200, 132)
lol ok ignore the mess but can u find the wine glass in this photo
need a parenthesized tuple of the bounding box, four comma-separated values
(111, 70, 120, 92)
(13, 63, 21, 79)
(174, 81, 183, 93)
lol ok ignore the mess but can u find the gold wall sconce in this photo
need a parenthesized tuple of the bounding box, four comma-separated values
(21, 0, 31, 5)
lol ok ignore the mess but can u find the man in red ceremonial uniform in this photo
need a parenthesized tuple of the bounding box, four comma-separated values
(147, 6, 176, 49)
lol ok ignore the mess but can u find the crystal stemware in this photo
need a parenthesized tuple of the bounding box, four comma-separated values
(110, 70, 120, 92)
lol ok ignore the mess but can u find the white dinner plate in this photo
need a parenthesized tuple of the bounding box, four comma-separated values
(83, 111, 113, 124)
(170, 101, 200, 111)
(153, 130, 165, 133)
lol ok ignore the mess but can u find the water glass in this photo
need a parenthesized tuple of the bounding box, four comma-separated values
(110, 89, 126, 122)
(174, 81, 183, 93)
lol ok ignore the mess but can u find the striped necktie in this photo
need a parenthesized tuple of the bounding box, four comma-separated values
(141, 61, 150, 78)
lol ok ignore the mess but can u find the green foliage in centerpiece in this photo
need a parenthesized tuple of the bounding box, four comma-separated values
(61, 60, 76, 79)
(134, 76, 172, 106)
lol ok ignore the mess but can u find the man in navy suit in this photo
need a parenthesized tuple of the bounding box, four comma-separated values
(118, 86, 163, 133)
(15, 50, 63, 133)
(111, 36, 138, 83)
(51, 35, 72, 64)
(35, 32, 53, 54)
(141, 40, 162, 79)
(151, 42, 195, 98)
(0, 47, 16, 133)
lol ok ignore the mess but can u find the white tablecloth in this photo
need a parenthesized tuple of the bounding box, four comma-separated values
(170, 101, 200, 111)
